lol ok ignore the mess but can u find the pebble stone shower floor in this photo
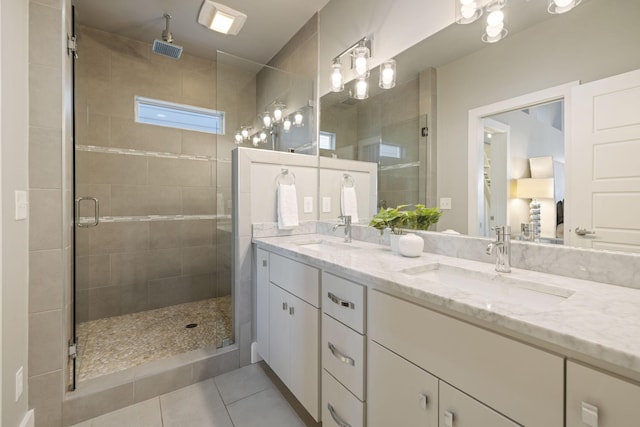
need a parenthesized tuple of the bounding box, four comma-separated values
(75, 296, 232, 381)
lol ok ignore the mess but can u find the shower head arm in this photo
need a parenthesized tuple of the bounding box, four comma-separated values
(162, 13, 173, 43)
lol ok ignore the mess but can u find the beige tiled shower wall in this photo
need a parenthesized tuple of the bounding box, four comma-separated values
(74, 26, 227, 322)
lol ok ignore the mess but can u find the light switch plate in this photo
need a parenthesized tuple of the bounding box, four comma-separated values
(303, 196, 313, 213)
(322, 197, 331, 213)
(439, 197, 452, 210)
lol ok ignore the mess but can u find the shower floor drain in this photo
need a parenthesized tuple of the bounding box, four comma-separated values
(185, 323, 198, 329)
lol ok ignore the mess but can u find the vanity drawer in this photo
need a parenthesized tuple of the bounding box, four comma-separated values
(269, 252, 319, 307)
(369, 290, 563, 427)
(322, 313, 365, 400)
(439, 381, 519, 427)
(322, 271, 365, 333)
(322, 370, 364, 427)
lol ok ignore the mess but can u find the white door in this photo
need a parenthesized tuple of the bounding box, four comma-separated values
(568, 68, 640, 251)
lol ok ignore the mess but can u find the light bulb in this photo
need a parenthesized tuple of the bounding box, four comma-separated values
(355, 78, 368, 99)
(461, 3, 478, 19)
(460, 0, 474, 5)
(486, 22, 504, 38)
(487, 10, 504, 26)
(260, 131, 267, 141)
(234, 132, 243, 144)
(353, 45, 369, 77)
(331, 62, 344, 92)
(554, 0, 573, 7)
(283, 118, 292, 132)
(262, 113, 272, 128)
(294, 112, 303, 126)
(241, 128, 249, 139)
(273, 107, 283, 122)
(252, 136, 260, 146)
(379, 59, 396, 89)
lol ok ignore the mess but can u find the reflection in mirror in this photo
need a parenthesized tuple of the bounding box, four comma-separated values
(216, 51, 315, 155)
(320, 66, 435, 210)
(481, 100, 565, 244)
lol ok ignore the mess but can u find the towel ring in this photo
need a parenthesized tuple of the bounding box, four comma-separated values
(342, 173, 355, 188)
(277, 168, 295, 186)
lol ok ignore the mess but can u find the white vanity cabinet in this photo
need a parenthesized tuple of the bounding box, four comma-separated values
(566, 361, 640, 427)
(321, 271, 366, 427)
(369, 289, 564, 427)
(257, 250, 321, 421)
(439, 381, 519, 427)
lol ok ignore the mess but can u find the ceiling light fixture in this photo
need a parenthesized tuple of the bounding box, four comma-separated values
(197, 1, 247, 35)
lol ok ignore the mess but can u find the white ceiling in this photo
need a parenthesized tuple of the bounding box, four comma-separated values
(74, 0, 331, 63)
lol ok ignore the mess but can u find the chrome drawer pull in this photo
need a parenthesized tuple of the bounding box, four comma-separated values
(328, 342, 355, 366)
(328, 403, 351, 427)
(328, 292, 355, 309)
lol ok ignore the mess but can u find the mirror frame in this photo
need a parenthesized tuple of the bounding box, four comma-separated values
(467, 81, 578, 237)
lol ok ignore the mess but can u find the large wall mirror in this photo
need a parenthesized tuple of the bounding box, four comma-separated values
(319, 0, 640, 253)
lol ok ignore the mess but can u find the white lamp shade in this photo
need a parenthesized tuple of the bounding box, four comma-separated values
(198, 1, 247, 35)
(516, 178, 554, 199)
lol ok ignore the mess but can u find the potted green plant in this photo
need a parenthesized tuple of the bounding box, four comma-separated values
(369, 204, 442, 255)
(368, 205, 405, 235)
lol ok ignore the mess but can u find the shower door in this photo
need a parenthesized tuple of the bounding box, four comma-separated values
(73, 25, 232, 384)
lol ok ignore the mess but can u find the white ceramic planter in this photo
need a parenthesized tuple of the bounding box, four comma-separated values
(398, 233, 424, 257)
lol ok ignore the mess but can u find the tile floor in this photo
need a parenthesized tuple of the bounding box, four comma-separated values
(70, 362, 318, 427)
(76, 296, 233, 381)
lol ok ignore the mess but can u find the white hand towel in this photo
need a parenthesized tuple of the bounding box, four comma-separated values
(341, 186, 359, 223)
(277, 184, 299, 230)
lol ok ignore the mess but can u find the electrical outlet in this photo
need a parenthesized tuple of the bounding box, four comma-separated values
(440, 197, 452, 210)
(15, 366, 23, 402)
(322, 197, 331, 213)
(303, 196, 313, 213)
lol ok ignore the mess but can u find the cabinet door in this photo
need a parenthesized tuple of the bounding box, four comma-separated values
(289, 293, 320, 420)
(256, 248, 269, 363)
(368, 340, 438, 427)
(567, 361, 640, 427)
(439, 381, 520, 427)
(268, 283, 290, 383)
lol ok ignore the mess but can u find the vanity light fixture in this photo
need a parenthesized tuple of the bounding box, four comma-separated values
(456, 0, 483, 24)
(234, 131, 243, 144)
(352, 43, 370, 77)
(379, 59, 396, 89)
(293, 111, 304, 127)
(259, 130, 268, 142)
(352, 75, 370, 100)
(548, 0, 582, 14)
(261, 112, 273, 129)
(197, 0, 247, 35)
(252, 135, 260, 146)
(272, 103, 285, 122)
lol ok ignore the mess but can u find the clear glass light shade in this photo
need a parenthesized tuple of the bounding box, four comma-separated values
(379, 59, 396, 89)
(241, 128, 249, 139)
(482, 3, 508, 43)
(294, 112, 304, 127)
(456, 0, 482, 24)
(548, 0, 581, 14)
(353, 45, 370, 77)
(273, 105, 284, 122)
(234, 132, 243, 144)
(252, 136, 260, 146)
(353, 77, 369, 100)
(283, 117, 292, 132)
(261, 113, 272, 129)
(330, 61, 344, 92)
(259, 131, 267, 141)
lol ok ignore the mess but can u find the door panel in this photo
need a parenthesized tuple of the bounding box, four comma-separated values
(569, 68, 640, 251)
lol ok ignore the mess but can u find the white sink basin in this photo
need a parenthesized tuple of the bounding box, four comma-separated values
(399, 263, 574, 309)
(295, 239, 360, 252)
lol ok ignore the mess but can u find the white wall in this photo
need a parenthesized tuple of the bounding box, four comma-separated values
(437, 0, 640, 233)
(318, 0, 453, 95)
(1, 0, 30, 425)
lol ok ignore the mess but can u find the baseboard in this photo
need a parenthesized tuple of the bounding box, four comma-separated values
(250, 342, 263, 364)
(19, 409, 35, 427)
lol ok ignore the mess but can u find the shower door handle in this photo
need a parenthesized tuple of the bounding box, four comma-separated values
(76, 197, 100, 228)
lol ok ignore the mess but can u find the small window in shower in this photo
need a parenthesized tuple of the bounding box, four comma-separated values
(135, 96, 225, 134)
(319, 131, 336, 150)
(380, 143, 402, 159)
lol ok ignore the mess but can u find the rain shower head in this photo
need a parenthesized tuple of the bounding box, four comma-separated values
(152, 14, 183, 59)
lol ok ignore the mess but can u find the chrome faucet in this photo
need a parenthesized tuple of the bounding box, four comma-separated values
(332, 215, 352, 243)
(486, 226, 511, 273)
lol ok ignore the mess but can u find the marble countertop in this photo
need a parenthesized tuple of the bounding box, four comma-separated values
(253, 233, 640, 379)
